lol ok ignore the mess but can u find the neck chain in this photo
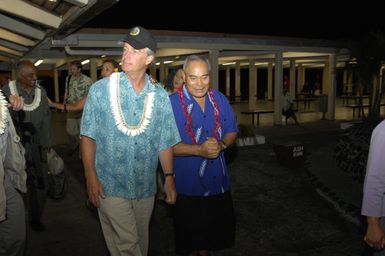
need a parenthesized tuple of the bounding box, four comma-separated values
(110, 72, 155, 136)
(0, 91, 8, 135)
(9, 81, 41, 111)
(177, 87, 220, 144)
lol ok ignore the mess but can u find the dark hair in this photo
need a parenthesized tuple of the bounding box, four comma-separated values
(163, 70, 176, 92)
(103, 59, 119, 71)
(16, 60, 33, 73)
(70, 60, 82, 70)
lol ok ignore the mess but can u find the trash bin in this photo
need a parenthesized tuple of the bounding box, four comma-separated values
(273, 141, 306, 168)
(318, 94, 328, 119)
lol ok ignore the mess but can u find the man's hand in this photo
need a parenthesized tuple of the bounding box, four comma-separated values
(164, 176, 177, 204)
(365, 217, 385, 250)
(86, 174, 105, 208)
(198, 137, 221, 158)
(8, 95, 24, 111)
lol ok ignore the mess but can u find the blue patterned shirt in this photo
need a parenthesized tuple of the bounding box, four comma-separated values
(170, 87, 238, 196)
(81, 73, 180, 199)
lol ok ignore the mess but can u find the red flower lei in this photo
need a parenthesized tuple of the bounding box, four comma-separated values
(177, 87, 220, 144)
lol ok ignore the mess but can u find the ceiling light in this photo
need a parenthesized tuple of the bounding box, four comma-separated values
(81, 59, 90, 65)
(222, 62, 236, 66)
(163, 61, 174, 64)
(34, 59, 43, 66)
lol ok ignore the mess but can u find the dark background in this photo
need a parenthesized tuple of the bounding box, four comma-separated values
(85, 1, 385, 41)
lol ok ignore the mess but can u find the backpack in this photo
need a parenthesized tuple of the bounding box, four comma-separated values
(47, 149, 67, 199)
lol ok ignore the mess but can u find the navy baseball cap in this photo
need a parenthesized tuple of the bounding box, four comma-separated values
(121, 26, 157, 53)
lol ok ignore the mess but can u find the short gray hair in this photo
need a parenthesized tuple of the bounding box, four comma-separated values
(183, 55, 211, 72)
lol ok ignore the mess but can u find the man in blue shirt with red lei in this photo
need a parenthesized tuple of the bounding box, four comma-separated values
(170, 55, 238, 256)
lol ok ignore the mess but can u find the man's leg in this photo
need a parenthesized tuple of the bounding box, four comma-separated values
(0, 175, 26, 256)
(98, 197, 154, 256)
(133, 196, 155, 256)
(66, 118, 80, 151)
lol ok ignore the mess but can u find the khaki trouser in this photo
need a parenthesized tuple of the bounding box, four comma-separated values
(66, 118, 80, 151)
(98, 196, 155, 256)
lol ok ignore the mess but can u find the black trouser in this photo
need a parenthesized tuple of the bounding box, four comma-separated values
(24, 141, 48, 224)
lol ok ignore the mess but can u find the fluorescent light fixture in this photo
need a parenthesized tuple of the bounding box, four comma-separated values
(34, 59, 43, 66)
(81, 59, 90, 65)
(255, 62, 268, 66)
(155, 62, 160, 66)
(163, 60, 174, 64)
(101, 55, 106, 58)
(222, 62, 236, 66)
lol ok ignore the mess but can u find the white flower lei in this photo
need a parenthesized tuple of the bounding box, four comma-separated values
(9, 80, 41, 111)
(110, 72, 155, 136)
(0, 91, 8, 135)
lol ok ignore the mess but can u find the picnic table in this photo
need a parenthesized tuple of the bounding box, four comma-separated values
(241, 109, 274, 126)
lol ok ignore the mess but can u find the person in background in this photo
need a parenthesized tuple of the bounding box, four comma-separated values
(156, 67, 185, 200)
(164, 68, 184, 94)
(2, 60, 52, 232)
(49, 59, 119, 112)
(100, 59, 119, 79)
(80, 26, 180, 256)
(0, 92, 26, 256)
(283, 75, 290, 92)
(282, 88, 299, 125)
(169, 55, 238, 256)
(63, 60, 92, 152)
(362, 119, 385, 254)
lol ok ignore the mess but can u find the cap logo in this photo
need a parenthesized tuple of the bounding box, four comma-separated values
(130, 27, 140, 36)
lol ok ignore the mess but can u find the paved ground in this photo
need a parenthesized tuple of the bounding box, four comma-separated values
(24, 119, 372, 256)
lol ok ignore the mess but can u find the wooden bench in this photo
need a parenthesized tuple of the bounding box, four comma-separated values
(241, 109, 274, 126)
(294, 98, 316, 111)
(340, 95, 368, 105)
(345, 103, 385, 119)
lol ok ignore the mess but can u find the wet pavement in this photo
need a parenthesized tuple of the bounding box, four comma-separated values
(25, 118, 370, 256)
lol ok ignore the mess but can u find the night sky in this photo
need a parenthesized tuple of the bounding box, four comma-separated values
(85, 1, 385, 41)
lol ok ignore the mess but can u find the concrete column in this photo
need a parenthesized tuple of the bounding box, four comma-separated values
(225, 66, 230, 97)
(159, 61, 166, 84)
(289, 60, 296, 97)
(248, 58, 256, 110)
(274, 51, 283, 125)
(149, 63, 156, 78)
(343, 69, 348, 94)
(209, 50, 219, 90)
(90, 58, 97, 82)
(348, 71, 353, 94)
(322, 62, 329, 94)
(235, 62, 241, 101)
(11, 61, 16, 80)
(297, 64, 304, 94)
(327, 54, 337, 120)
(54, 68, 59, 102)
(267, 62, 273, 100)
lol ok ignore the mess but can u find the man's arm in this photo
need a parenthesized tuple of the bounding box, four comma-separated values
(159, 147, 176, 204)
(81, 136, 104, 207)
(173, 132, 237, 158)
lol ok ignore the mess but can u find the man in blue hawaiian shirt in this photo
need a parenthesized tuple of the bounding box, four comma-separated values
(80, 26, 180, 256)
